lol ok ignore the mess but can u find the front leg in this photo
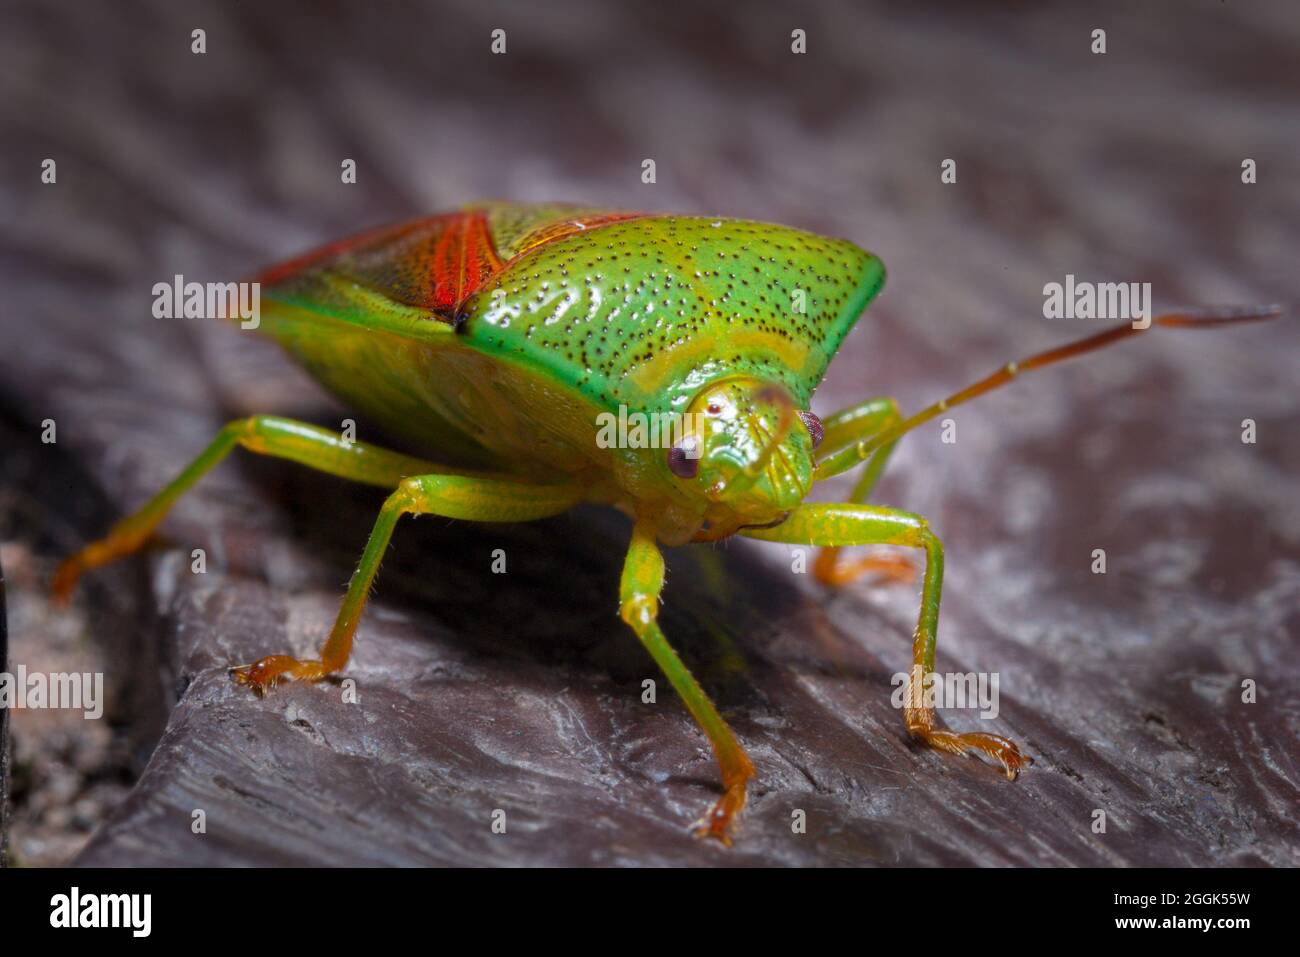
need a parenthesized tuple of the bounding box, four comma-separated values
(809, 396, 916, 587)
(744, 503, 1029, 778)
(621, 517, 754, 844)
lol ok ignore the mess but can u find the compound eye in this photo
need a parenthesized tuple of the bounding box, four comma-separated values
(798, 410, 825, 449)
(667, 438, 701, 479)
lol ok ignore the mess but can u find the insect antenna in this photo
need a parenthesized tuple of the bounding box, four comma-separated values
(815, 305, 1283, 481)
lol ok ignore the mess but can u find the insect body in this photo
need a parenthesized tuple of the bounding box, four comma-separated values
(53, 202, 1277, 844)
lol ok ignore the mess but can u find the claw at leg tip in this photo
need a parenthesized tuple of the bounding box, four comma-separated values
(230, 664, 270, 695)
(691, 819, 734, 847)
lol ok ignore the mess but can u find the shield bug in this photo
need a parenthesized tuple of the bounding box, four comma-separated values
(53, 202, 1279, 843)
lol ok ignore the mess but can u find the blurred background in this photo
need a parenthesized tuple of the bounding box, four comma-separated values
(0, 0, 1296, 866)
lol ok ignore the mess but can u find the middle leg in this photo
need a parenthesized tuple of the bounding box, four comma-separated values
(233, 474, 582, 691)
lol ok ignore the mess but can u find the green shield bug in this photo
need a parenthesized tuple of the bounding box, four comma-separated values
(52, 202, 1279, 844)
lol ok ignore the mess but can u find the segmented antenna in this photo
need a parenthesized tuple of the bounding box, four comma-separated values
(814, 305, 1283, 481)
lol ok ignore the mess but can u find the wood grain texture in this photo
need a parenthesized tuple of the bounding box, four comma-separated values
(0, 0, 1296, 866)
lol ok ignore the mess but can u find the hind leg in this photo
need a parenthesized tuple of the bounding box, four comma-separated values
(53, 415, 463, 601)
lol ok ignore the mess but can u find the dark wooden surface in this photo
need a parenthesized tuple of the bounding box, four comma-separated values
(0, 0, 1296, 866)
(1, 554, 8, 863)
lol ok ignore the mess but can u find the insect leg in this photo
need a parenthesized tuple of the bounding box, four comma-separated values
(816, 396, 901, 459)
(810, 397, 914, 587)
(621, 517, 754, 845)
(232, 474, 581, 692)
(742, 503, 1029, 778)
(53, 415, 467, 602)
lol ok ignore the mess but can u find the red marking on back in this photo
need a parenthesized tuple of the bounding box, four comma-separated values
(430, 211, 503, 313)
(256, 212, 507, 318)
(254, 208, 654, 320)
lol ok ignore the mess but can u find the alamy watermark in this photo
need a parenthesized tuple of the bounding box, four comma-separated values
(891, 666, 1000, 719)
(595, 406, 704, 455)
(50, 887, 151, 937)
(1043, 274, 1151, 329)
(0, 666, 104, 719)
(152, 274, 260, 329)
